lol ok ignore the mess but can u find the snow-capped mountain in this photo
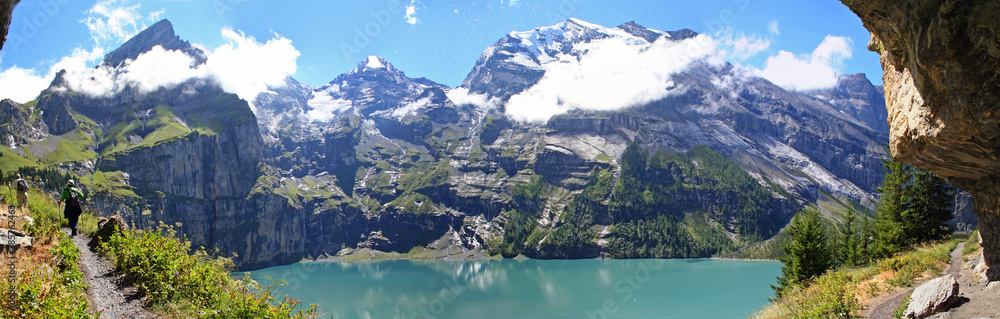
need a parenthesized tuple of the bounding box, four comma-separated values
(1, 18, 917, 269)
(307, 55, 446, 119)
(461, 18, 702, 102)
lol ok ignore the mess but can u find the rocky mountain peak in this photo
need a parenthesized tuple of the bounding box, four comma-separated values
(809, 73, 889, 132)
(350, 55, 398, 74)
(301, 56, 446, 118)
(615, 21, 664, 43)
(615, 21, 699, 43)
(102, 19, 207, 68)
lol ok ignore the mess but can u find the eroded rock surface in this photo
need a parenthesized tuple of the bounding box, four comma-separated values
(841, 0, 1000, 280)
(0, 0, 16, 51)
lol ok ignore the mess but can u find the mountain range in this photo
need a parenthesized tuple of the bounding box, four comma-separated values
(0, 18, 927, 269)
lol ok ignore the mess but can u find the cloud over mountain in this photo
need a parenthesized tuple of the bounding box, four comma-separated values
(506, 34, 717, 122)
(0, 1, 299, 110)
(755, 35, 853, 91)
(54, 27, 299, 111)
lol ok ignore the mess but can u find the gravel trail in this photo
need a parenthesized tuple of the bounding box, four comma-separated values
(68, 229, 156, 319)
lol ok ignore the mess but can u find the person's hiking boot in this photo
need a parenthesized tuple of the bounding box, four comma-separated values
(71, 228, 77, 236)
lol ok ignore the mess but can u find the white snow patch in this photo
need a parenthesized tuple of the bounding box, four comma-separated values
(763, 140, 867, 199)
(505, 19, 650, 66)
(506, 52, 544, 70)
(365, 56, 385, 69)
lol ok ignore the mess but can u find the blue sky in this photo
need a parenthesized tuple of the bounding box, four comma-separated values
(0, 0, 881, 103)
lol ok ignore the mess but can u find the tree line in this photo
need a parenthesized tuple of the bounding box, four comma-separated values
(772, 158, 956, 298)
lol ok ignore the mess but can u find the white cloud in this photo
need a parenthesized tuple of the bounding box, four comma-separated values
(0, 0, 299, 111)
(508, 0, 520, 6)
(82, 0, 164, 48)
(405, 0, 419, 25)
(755, 35, 853, 91)
(47, 28, 300, 112)
(0, 0, 152, 103)
(0, 67, 52, 103)
(811, 35, 852, 68)
(0, 47, 106, 103)
(120, 46, 198, 92)
(60, 64, 118, 97)
(447, 87, 500, 109)
(712, 26, 771, 63)
(768, 19, 780, 35)
(721, 34, 770, 62)
(203, 28, 300, 106)
(56, 47, 118, 96)
(504, 34, 717, 122)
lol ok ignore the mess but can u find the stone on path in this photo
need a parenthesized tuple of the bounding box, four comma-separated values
(905, 274, 960, 318)
(93, 215, 128, 244)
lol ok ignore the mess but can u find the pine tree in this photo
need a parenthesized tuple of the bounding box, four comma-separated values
(904, 169, 955, 242)
(860, 215, 874, 265)
(772, 207, 830, 299)
(835, 212, 865, 268)
(872, 158, 910, 258)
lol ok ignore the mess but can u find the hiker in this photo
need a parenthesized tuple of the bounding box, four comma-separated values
(57, 179, 86, 236)
(14, 173, 28, 211)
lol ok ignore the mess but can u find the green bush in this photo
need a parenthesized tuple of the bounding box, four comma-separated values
(99, 225, 319, 318)
(0, 186, 92, 318)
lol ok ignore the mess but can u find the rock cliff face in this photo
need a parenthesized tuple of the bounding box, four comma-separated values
(841, 0, 1000, 280)
(0, 99, 48, 144)
(0, 0, 16, 51)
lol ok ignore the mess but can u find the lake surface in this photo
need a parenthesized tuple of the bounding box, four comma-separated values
(245, 258, 780, 319)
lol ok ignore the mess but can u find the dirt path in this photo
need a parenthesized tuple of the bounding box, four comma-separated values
(865, 242, 965, 319)
(939, 245, 1000, 318)
(68, 229, 156, 319)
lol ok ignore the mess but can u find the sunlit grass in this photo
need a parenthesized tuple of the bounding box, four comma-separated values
(753, 239, 959, 319)
(0, 186, 92, 318)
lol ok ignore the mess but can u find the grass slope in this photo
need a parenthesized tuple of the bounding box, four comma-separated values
(754, 238, 960, 318)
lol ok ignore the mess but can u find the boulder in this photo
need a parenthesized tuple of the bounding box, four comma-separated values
(93, 215, 129, 244)
(0, 228, 32, 248)
(905, 275, 960, 318)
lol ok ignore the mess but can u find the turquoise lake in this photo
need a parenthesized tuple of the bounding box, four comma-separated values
(245, 259, 781, 319)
